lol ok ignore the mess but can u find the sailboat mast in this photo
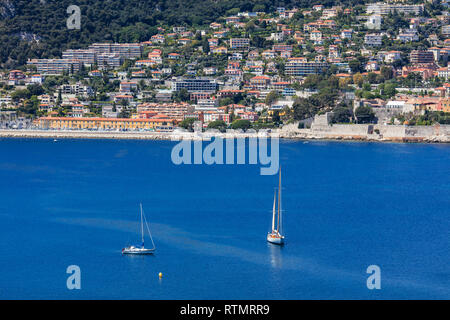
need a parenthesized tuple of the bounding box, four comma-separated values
(277, 167, 281, 233)
(272, 189, 277, 232)
(279, 176, 282, 235)
(140, 203, 144, 245)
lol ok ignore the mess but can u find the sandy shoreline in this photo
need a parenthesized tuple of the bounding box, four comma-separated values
(0, 129, 449, 143)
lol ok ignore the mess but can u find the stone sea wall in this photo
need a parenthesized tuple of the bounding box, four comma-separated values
(279, 122, 450, 143)
(0, 124, 449, 143)
(0, 129, 269, 141)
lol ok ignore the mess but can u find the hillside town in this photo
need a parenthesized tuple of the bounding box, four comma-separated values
(1, 1, 450, 136)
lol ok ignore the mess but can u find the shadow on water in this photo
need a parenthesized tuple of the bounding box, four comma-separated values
(121, 253, 156, 260)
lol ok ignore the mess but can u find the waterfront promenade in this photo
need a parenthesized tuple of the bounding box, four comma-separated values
(1, 123, 449, 143)
(0, 129, 267, 141)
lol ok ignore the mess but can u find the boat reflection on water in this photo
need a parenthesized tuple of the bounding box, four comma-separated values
(268, 242, 283, 269)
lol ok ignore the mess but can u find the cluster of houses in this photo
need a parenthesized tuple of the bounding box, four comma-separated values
(1, 2, 450, 131)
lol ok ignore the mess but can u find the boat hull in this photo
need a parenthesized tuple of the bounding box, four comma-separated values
(267, 233, 284, 245)
(122, 247, 155, 255)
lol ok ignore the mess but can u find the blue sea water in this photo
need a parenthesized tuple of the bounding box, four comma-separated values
(0, 138, 449, 299)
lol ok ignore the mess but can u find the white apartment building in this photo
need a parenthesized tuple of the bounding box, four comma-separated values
(366, 3, 424, 16)
(364, 34, 383, 46)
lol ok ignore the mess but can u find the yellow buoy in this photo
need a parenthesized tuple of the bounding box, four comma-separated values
(158, 272, 163, 278)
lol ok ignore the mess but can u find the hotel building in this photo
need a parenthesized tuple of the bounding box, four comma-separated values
(96, 54, 123, 69)
(27, 59, 81, 75)
(172, 78, 218, 92)
(409, 50, 435, 64)
(229, 38, 250, 51)
(285, 58, 328, 76)
(366, 3, 423, 16)
(137, 103, 189, 121)
(120, 81, 138, 93)
(273, 45, 293, 52)
(88, 43, 142, 59)
(62, 49, 96, 66)
(364, 34, 383, 46)
(59, 83, 94, 96)
(35, 117, 175, 131)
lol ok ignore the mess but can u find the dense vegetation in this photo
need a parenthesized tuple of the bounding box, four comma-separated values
(0, 0, 364, 68)
(396, 111, 450, 125)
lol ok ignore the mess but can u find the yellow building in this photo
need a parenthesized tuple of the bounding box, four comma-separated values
(267, 109, 286, 116)
(211, 46, 228, 54)
(439, 98, 450, 113)
(35, 117, 175, 131)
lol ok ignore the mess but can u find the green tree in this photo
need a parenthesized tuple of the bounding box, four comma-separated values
(252, 4, 266, 12)
(202, 38, 210, 54)
(331, 107, 352, 123)
(353, 73, 364, 88)
(367, 72, 377, 84)
(118, 107, 131, 118)
(27, 84, 45, 96)
(355, 106, 375, 124)
(179, 118, 195, 131)
(383, 82, 397, 98)
(18, 96, 39, 116)
(231, 119, 251, 131)
(57, 89, 62, 106)
(380, 66, 393, 80)
(292, 97, 319, 120)
(349, 59, 362, 73)
(251, 35, 266, 48)
(11, 89, 30, 102)
(207, 120, 227, 132)
(174, 88, 190, 102)
(265, 90, 280, 106)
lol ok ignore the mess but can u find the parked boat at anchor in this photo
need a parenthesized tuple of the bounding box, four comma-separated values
(122, 203, 156, 255)
(267, 167, 285, 245)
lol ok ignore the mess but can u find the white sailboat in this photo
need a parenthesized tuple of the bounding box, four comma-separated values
(122, 203, 156, 255)
(267, 167, 285, 245)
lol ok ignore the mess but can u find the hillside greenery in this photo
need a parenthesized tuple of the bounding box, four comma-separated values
(0, 0, 364, 68)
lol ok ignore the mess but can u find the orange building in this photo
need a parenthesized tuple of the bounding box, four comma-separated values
(35, 117, 175, 131)
(438, 98, 450, 113)
(250, 75, 270, 89)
